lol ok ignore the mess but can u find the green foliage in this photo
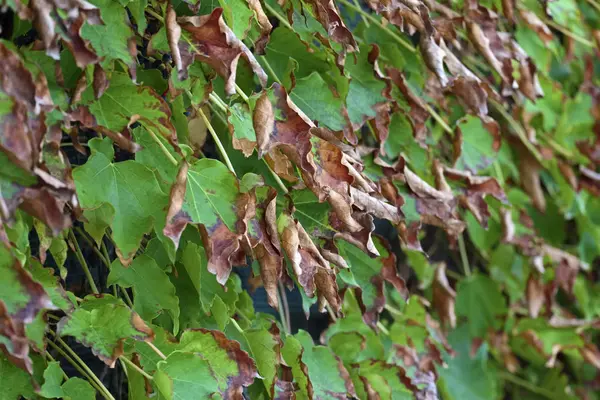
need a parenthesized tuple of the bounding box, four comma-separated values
(1, 0, 599, 399)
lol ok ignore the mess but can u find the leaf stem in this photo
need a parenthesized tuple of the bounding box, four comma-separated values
(46, 340, 109, 397)
(384, 303, 403, 317)
(325, 303, 338, 321)
(263, 2, 293, 30)
(351, 0, 370, 26)
(376, 321, 390, 335)
(145, 7, 164, 23)
(423, 103, 453, 134)
(208, 93, 228, 113)
(278, 282, 291, 334)
(120, 356, 153, 380)
(235, 84, 250, 103)
(498, 371, 557, 399)
(336, 0, 415, 52)
(542, 17, 594, 47)
(48, 331, 115, 400)
(145, 126, 179, 166)
(186, 90, 237, 176)
(119, 286, 134, 309)
(260, 55, 282, 85)
(457, 234, 471, 276)
(489, 100, 544, 164)
(146, 341, 167, 360)
(68, 230, 99, 294)
(74, 227, 111, 269)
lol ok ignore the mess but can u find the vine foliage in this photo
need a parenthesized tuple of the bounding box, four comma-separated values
(1, 0, 600, 398)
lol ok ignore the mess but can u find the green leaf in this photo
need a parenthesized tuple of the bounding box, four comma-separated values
(154, 351, 220, 400)
(350, 360, 413, 399)
(128, 0, 148, 34)
(219, 0, 253, 39)
(293, 330, 356, 399)
(134, 325, 179, 375)
(0, 351, 34, 400)
(290, 72, 346, 131)
(61, 377, 96, 400)
(175, 158, 240, 231)
(27, 258, 74, 312)
(437, 324, 498, 400)
(108, 255, 180, 334)
(179, 242, 239, 314)
(244, 326, 280, 395)
(456, 273, 507, 338)
(454, 116, 497, 173)
(83, 73, 173, 137)
(176, 329, 258, 396)
(280, 335, 311, 400)
(39, 362, 65, 398)
(344, 45, 386, 125)
(73, 137, 168, 261)
(384, 112, 428, 171)
(81, 0, 134, 64)
(58, 295, 153, 366)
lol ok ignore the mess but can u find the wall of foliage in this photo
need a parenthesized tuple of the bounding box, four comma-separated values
(1, 0, 599, 398)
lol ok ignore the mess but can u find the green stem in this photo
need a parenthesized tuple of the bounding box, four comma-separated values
(457, 234, 471, 276)
(384, 304, 403, 317)
(260, 55, 282, 85)
(208, 93, 228, 113)
(584, 0, 600, 13)
(235, 84, 250, 103)
(186, 90, 237, 176)
(68, 230, 99, 294)
(120, 356, 153, 380)
(146, 126, 179, 166)
(46, 340, 109, 397)
(74, 227, 110, 269)
(278, 282, 291, 334)
(48, 332, 115, 400)
(352, 0, 370, 26)
(376, 321, 390, 335)
(499, 371, 558, 399)
(263, 2, 293, 29)
(325, 303, 338, 321)
(235, 307, 253, 326)
(542, 18, 594, 47)
(336, 0, 415, 52)
(230, 317, 245, 334)
(145, 7, 164, 23)
(120, 286, 134, 309)
(490, 100, 544, 164)
(146, 342, 167, 360)
(423, 103, 453, 134)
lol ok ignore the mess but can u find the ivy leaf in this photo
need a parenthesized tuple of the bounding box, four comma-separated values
(243, 324, 281, 396)
(350, 360, 413, 399)
(108, 255, 181, 334)
(154, 351, 220, 400)
(292, 330, 357, 399)
(57, 295, 154, 367)
(81, 0, 134, 65)
(62, 377, 96, 400)
(82, 72, 176, 141)
(290, 72, 346, 131)
(176, 329, 258, 397)
(73, 137, 168, 263)
(453, 116, 499, 173)
(219, 0, 254, 39)
(0, 352, 34, 399)
(27, 259, 74, 312)
(39, 361, 65, 398)
(228, 101, 258, 157)
(455, 273, 508, 339)
(437, 324, 498, 400)
(344, 45, 386, 126)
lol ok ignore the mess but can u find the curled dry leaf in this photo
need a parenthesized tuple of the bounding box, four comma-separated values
(303, 0, 357, 53)
(526, 274, 545, 318)
(432, 264, 456, 329)
(177, 8, 268, 95)
(253, 91, 274, 157)
(166, 2, 186, 81)
(246, 0, 273, 54)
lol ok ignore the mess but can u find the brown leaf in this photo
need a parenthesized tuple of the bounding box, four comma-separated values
(303, 0, 357, 53)
(315, 268, 341, 312)
(420, 35, 448, 87)
(29, 0, 101, 67)
(253, 91, 274, 157)
(178, 8, 268, 95)
(517, 145, 546, 212)
(246, 0, 273, 54)
(200, 222, 247, 285)
(163, 162, 190, 247)
(432, 264, 456, 329)
(0, 249, 54, 373)
(526, 274, 545, 318)
(519, 9, 553, 44)
(92, 64, 109, 99)
(166, 2, 187, 81)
